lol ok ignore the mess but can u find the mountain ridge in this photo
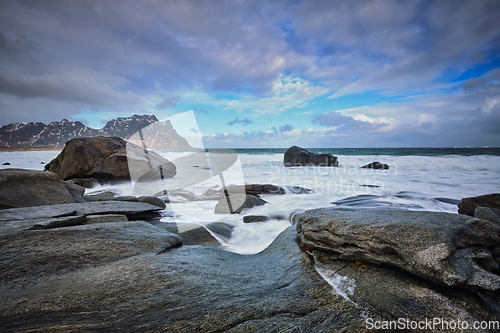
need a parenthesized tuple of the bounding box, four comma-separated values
(0, 114, 192, 149)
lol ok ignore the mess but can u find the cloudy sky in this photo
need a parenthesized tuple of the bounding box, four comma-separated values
(1, 0, 499, 148)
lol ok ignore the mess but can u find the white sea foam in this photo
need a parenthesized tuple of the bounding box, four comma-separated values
(3, 150, 500, 255)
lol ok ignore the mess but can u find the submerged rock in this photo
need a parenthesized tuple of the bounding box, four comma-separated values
(283, 146, 339, 167)
(284, 185, 313, 194)
(214, 194, 267, 214)
(67, 177, 99, 188)
(361, 161, 389, 169)
(297, 208, 500, 291)
(168, 188, 223, 201)
(458, 193, 500, 216)
(0, 169, 85, 209)
(221, 184, 286, 197)
(243, 215, 270, 223)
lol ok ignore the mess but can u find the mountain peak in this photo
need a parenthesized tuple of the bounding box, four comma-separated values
(0, 114, 191, 149)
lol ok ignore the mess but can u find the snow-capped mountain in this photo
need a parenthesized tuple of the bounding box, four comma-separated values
(0, 114, 192, 148)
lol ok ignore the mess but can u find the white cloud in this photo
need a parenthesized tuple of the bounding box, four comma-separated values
(181, 75, 328, 115)
(481, 96, 500, 114)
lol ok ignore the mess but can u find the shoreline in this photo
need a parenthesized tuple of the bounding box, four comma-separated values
(0, 147, 62, 151)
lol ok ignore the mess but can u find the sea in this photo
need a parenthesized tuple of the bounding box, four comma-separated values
(2, 147, 500, 256)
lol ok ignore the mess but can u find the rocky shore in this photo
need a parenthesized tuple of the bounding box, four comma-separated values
(1, 141, 500, 332)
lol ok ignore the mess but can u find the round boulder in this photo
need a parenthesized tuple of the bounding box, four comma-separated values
(45, 136, 176, 183)
(0, 168, 85, 209)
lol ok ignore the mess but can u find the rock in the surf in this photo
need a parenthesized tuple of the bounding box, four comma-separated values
(220, 184, 286, 197)
(283, 146, 339, 167)
(45, 136, 176, 183)
(458, 193, 500, 216)
(2, 162, 10, 165)
(214, 194, 267, 214)
(296, 208, 500, 291)
(361, 161, 389, 169)
(0, 169, 85, 209)
(67, 177, 99, 188)
(156, 222, 223, 246)
(138, 196, 166, 209)
(243, 215, 270, 223)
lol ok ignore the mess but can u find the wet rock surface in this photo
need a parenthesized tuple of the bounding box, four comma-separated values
(0, 227, 369, 332)
(155, 222, 224, 247)
(2, 186, 500, 332)
(297, 208, 500, 292)
(0, 201, 162, 223)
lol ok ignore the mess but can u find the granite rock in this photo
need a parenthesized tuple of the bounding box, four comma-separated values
(296, 208, 500, 291)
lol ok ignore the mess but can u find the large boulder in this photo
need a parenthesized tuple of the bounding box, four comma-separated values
(0, 169, 85, 209)
(44, 136, 176, 183)
(296, 208, 500, 292)
(283, 146, 339, 167)
(214, 194, 267, 214)
(458, 193, 500, 216)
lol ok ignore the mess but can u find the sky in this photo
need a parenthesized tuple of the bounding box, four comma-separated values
(1, 0, 500, 148)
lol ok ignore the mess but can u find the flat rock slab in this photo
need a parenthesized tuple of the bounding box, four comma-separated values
(0, 227, 366, 332)
(0, 201, 162, 221)
(297, 209, 500, 291)
(0, 215, 87, 234)
(0, 221, 182, 288)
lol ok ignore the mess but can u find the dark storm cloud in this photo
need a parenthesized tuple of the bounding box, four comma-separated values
(0, 0, 499, 148)
(0, 0, 286, 124)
